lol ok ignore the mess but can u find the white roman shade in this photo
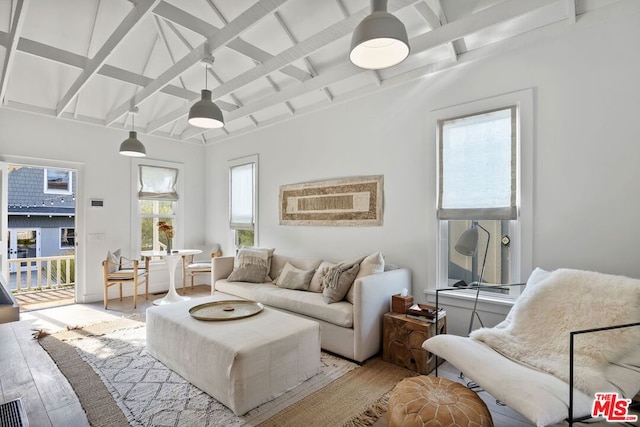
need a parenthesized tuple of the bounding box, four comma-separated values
(438, 106, 517, 220)
(138, 165, 179, 201)
(230, 162, 254, 229)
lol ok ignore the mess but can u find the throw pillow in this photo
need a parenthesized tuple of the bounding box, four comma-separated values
(274, 262, 315, 290)
(236, 246, 276, 279)
(308, 261, 336, 292)
(106, 249, 121, 273)
(227, 247, 272, 283)
(346, 251, 385, 303)
(322, 259, 361, 304)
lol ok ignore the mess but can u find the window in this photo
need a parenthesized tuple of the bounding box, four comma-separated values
(44, 169, 72, 194)
(131, 160, 183, 259)
(434, 90, 533, 299)
(60, 227, 75, 249)
(229, 155, 257, 251)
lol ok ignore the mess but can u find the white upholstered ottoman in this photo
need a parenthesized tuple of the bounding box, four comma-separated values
(146, 293, 321, 415)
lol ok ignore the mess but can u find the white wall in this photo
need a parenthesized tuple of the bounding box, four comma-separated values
(205, 8, 640, 328)
(0, 110, 206, 302)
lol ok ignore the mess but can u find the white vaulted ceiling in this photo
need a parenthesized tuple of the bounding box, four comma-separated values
(0, 0, 626, 145)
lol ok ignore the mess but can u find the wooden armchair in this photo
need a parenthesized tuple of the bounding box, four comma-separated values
(102, 249, 149, 309)
(181, 246, 222, 293)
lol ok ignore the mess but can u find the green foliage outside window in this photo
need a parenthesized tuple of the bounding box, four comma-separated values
(140, 200, 175, 251)
(237, 230, 254, 247)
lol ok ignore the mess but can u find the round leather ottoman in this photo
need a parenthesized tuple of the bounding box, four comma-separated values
(387, 376, 493, 427)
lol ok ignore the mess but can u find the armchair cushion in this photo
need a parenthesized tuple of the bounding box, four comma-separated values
(107, 267, 146, 280)
(106, 249, 121, 273)
(186, 262, 211, 271)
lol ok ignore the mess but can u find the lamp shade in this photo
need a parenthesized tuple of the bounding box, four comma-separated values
(188, 89, 224, 128)
(454, 226, 479, 256)
(119, 131, 146, 157)
(349, 10, 409, 70)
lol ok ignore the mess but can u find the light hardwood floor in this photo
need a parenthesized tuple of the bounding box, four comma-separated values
(0, 285, 211, 427)
(2, 287, 637, 427)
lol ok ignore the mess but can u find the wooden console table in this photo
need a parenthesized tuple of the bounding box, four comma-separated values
(382, 312, 446, 374)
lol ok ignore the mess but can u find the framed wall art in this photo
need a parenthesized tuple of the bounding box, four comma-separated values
(279, 175, 383, 226)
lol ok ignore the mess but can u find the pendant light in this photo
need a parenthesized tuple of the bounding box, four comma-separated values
(119, 107, 146, 157)
(188, 56, 224, 129)
(349, 0, 410, 70)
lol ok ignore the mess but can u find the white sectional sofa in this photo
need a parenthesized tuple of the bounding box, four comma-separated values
(212, 253, 411, 362)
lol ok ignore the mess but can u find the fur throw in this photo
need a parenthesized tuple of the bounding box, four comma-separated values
(471, 268, 640, 396)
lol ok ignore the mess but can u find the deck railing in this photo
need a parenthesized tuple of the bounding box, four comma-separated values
(9, 255, 75, 292)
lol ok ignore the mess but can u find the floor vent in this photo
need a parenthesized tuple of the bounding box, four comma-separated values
(0, 399, 29, 427)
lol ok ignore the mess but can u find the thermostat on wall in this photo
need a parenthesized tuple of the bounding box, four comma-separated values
(90, 199, 104, 207)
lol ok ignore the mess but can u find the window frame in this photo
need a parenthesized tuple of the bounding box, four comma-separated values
(59, 227, 75, 249)
(432, 89, 533, 299)
(130, 159, 184, 260)
(228, 154, 258, 253)
(43, 169, 73, 194)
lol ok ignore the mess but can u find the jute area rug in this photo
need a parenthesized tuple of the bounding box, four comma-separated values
(38, 316, 416, 427)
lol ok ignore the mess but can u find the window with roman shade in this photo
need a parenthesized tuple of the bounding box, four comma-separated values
(438, 106, 517, 221)
(138, 165, 179, 201)
(230, 162, 254, 230)
(133, 161, 183, 256)
(229, 156, 257, 250)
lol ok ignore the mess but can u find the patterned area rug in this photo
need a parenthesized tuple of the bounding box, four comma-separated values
(39, 317, 413, 426)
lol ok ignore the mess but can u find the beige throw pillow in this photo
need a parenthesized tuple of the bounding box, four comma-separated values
(322, 259, 361, 304)
(346, 251, 385, 303)
(240, 247, 276, 279)
(274, 262, 315, 290)
(227, 247, 273, 283)
(309, 261, 336, 293)
(106, 249, 121, 273)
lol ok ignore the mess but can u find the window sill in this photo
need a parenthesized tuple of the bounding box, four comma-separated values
(423, 288, 515, 316)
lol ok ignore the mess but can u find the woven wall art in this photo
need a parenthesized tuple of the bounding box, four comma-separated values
(279, 175, 383, 226)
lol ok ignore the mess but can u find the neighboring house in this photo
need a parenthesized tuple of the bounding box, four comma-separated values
(7, 166, 76, 272)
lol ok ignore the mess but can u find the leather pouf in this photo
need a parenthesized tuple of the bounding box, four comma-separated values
(387, 376, 493, 427)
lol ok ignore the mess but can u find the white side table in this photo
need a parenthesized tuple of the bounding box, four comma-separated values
(141, 249, 202, 306)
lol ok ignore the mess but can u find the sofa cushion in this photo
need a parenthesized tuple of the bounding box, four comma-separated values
(215, 279, 353, 328)
(274, 262, 315, 290)
(346, 251, 385, 303)
(322, 259, 361, 304)
(228, 248, 273, 283)
(270, 255, 322, 282)
(308, 261, 335, 293)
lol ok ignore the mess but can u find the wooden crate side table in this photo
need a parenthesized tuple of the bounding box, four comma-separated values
(382, 312, 446, 374)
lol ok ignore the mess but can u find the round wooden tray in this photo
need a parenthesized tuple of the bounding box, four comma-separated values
(189, 300, 264, 321)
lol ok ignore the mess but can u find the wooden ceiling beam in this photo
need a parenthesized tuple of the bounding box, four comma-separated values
(416, 1, 459, 62)
(105, 0, 288, 127)
(153, 1, 311, 82)
(56, 0, 162, 117)
(184, 0, 560, 141)
(167, 0, 421, 138)
(0, 0, 29, 105)
(13, 36, 214, 104)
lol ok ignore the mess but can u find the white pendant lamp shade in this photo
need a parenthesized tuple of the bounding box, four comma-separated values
(119, 108, 146, 157)
(119, 131, 147, 157)
(188, 89, 224, 128)
(350, 1, 409, 70)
